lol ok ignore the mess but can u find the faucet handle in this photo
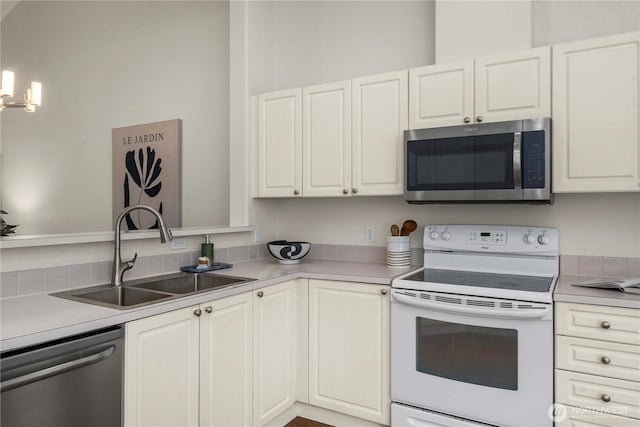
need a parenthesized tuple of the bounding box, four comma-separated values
(125, 252, 138, 269)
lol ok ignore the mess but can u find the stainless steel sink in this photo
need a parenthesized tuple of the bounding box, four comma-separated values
(53, 273, 255, 310)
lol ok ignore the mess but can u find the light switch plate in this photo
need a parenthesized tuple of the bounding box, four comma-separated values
(170, 238, 186, 250)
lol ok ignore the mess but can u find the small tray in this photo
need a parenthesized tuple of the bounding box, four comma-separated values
(180, 262, 233, 273)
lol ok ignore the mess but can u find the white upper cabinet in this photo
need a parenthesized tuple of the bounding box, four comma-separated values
(303, 80, 352, 197)
(352, 70, 408, 196)
(409, 46, 551, 128)
(256, 88, 303, 198)
(409, 61, 473, 129)
(475, 46, 551, 123)
(553, 32, 640, 193)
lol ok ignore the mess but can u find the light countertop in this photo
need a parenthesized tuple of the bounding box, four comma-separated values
(554, 274, 640, 309)
(1, 259, 416, 353)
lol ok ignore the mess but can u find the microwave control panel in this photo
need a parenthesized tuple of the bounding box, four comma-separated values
(522, 130, 546, 189)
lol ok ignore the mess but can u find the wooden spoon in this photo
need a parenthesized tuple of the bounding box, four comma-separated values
(390, 224, 400, 236)
(400, 220, 417, 236)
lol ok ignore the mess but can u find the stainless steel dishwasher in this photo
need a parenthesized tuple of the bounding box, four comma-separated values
(1, 326, 123, 427)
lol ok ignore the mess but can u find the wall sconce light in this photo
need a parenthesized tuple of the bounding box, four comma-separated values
(0, 70, 42, 112)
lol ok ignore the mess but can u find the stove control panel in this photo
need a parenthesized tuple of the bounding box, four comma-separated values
(424, 225, 558, 254)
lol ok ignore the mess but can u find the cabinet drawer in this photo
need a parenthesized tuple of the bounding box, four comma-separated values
(556, 369, 640, 420)
(555, 404, 640, 427)
(556, 336, 640, 382)
(556, 302, 640, 345)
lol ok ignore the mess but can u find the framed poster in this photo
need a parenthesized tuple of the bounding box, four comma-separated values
(112, 119, 181, 230)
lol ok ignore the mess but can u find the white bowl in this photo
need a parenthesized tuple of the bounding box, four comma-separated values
(267, 240, 311, 264)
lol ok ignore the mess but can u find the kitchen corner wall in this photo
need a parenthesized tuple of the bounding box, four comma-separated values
(247, 1, 640, 259)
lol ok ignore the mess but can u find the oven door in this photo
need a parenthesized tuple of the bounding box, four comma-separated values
(391, 289, 553, 427)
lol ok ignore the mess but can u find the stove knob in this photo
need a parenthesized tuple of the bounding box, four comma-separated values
(523, 233, 536, 244)
(441, 231, 451, 241)
(429, 230, 440, 240)
(537, 232, 549, 245)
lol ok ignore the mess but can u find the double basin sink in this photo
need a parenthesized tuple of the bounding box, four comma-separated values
(53, 273, 255, 310)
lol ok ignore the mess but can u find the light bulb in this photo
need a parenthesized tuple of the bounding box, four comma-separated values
(1, 70, 15, 97)
(30, 82, 42, 106)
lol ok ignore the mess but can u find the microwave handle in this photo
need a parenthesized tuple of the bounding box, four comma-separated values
(513, 131, 522, 190)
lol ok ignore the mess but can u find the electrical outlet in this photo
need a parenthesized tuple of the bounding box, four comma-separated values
(255, 227, 262, 242)
(366, 226, 375, 243)
(170, 238, 186, 250)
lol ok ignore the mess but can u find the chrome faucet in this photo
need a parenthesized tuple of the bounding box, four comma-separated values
(112, 204, 172, 287)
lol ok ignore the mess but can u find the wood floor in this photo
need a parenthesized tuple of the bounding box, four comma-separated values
(284, 416, 334, 427)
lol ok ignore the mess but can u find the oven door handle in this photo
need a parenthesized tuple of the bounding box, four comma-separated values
(391, 291, 551, 319)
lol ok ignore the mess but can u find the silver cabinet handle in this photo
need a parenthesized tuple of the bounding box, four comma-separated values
(343, 189, 349, 195)
(194, 309, 202, 317)
(601, 394, 611, 403)
(381, 289, 388, 295)
(476, 115, 484, 122)
(601, 321, 611, 329)
(352, 188, 358, 194)
(1, 345, 115, 392)
(293, 190, 299, 195)
(601, 356, 611, 365)
(257, 291, 264, 298)
(463, 116, 471, 123)
(204, 306, 212, 313)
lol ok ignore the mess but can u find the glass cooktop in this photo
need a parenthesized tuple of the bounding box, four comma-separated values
(400, 268, 554, 293)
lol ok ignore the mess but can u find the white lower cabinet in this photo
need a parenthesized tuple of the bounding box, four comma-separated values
(308, 279, 390, 425)
(125, 306, 200, 427)
(253, 281, 299, 426)
(125, 278, 390, 426)
(125, 280, 300, 427)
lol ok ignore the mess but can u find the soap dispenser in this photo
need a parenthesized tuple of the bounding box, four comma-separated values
(201, 235, 214, 263)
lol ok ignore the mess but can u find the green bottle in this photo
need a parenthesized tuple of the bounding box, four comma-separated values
(201, 235, 214, 264)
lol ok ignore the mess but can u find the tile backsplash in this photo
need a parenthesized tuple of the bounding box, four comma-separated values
(2, 243, 638, 299)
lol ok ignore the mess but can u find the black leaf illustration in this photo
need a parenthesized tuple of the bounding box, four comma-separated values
(125, 151, 142, 187)
(121, 147, 164, 230)
(145, 182, 162, 198)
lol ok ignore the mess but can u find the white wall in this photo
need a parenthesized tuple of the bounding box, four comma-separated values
(248, 0, 435, 95)
(435, 0, 531, 63)
(247, 0, 640, 258)
(1, 1, 230, 234)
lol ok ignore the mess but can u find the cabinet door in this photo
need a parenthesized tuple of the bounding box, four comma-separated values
(409, 61, 473, 129)
(475, 46, 551, 123)
(253, 281, 298, 426)
(308, 280, 390, 424)
(257, 88, 303, 198)
(553, 32, 640, 192)
(125, 306, 200, 427)
(352, 70, 408, 196)
(303, 81, 352, 197)
(200, 293, 253, 427)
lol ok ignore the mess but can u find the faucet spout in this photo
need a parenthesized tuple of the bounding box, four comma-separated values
(112, 204, 173, 287)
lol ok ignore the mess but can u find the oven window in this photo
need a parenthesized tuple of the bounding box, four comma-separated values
(416, 318, 518, 390)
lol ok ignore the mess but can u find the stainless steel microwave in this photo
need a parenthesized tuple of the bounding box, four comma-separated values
(404, 118, 552, 204)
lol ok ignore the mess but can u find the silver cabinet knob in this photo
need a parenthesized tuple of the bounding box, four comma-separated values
(601, 356, 611, 365)
(293, 190, 299, 195)
(352, 188, 358, 194)
(476, 115, 484, 122)
(601, 394, 611, 403)
(204, 306, 212, 313)
(381, 289, 388, 295)
(194, 309, 202, 317)
(257, 291, 264, 298)
(601, 321, 611, 329)
(343, 189, 349, 195)
(464, 116, 471, 123)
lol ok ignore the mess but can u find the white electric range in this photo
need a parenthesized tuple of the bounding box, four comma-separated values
(391, 224, 559, 427)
